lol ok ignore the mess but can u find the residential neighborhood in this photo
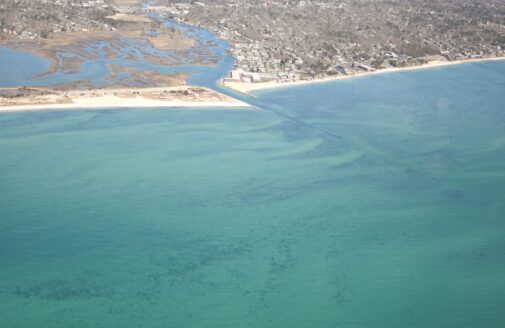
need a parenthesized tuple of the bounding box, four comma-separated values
(157, 0, 505, 82)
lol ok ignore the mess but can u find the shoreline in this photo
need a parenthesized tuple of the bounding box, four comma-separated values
(0, 86, 251, 113)
(221, 57, 505, 94)
(2, 57, 504, 113)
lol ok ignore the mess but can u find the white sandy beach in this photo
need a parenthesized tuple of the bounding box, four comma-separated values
(222, 57, 505, 94)
(0, 86, 251, 112)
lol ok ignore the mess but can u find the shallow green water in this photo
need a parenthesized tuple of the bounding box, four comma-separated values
(1, 62, 505, 327)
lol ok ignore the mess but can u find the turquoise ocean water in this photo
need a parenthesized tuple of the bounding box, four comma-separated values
(1, 61, 505, 327)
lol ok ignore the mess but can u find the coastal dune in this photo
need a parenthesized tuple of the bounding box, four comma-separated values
(0, 86, 251, 112)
